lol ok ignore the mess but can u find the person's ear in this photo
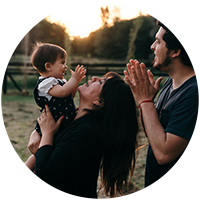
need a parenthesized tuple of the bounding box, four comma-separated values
(93, 100, 100, 106)
(45, 62, 52, 72)
(93, 100, 104, 107)
(172, 49, 181, 58)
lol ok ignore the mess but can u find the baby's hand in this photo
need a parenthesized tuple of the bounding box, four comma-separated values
(70, 65, 86, 82)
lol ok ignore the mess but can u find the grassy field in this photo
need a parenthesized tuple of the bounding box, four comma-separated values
(2, 66, 149, 197)
(3, 55, 170, 197)
(2, 90, 148, 197)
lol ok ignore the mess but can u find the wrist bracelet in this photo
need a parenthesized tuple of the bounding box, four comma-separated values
(137, 100, 154, 109)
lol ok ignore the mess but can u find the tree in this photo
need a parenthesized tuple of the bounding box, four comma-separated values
(70, 36, 84, 56)
(94, 19, 133, 59)
(70, 31, 96, 57)
(134, 15, 157, 60)
(126, 16, 143, 60)
(127, 1, 199, 60)
(100, 6, 110, 28)
(112, 6, 121, 24)
(31, 20, 66, 48)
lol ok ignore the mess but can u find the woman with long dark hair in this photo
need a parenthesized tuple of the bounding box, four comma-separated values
(26, 72, 139, 198)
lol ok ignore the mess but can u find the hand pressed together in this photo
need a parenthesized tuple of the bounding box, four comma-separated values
(124, 59, 163, 105)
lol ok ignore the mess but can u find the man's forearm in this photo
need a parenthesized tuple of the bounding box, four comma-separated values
(140, 103, 167, 161)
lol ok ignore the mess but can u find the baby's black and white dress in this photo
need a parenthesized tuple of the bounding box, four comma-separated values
(34, 77, 76, 135)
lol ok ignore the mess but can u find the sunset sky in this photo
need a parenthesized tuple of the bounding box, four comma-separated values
(47, 2, 145, 38)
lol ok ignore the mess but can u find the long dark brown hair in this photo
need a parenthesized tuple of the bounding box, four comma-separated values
(89, 72, 139, 197)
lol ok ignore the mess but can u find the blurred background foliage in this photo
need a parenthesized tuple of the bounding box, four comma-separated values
(12, 6, 158, 62)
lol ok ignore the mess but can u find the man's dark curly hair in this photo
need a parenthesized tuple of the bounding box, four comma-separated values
(157, 10, 199, 68)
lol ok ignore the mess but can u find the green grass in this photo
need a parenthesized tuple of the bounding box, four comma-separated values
(2, 92, 34, 102)
(5, 75, 39, 89)
(2, 64, 152, 195)
(2, 90, 147, 192)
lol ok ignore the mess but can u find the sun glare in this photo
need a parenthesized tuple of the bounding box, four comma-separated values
(47, 2, 102, 38)
(47, 3, 144, 38)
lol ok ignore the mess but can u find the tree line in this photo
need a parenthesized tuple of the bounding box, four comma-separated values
(13, 7, 159, 62)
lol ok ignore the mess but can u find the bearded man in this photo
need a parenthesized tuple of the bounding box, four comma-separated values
(124, 21, 198, 187)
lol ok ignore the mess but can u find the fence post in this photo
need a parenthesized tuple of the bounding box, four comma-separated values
(3, 63, 7, 94)
(7, 73, 22, 92)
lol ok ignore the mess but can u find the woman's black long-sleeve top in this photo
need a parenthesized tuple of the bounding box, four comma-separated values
(35, 114, 102, 198)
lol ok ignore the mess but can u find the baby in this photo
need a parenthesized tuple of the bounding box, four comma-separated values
(15, 43, 86, 197)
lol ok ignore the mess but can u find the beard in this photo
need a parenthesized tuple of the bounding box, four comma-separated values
(153, 50, 172, 71)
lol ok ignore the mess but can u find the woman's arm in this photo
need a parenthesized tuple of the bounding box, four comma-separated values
(35, 140, 84, 183)
(35, 120, 95, 185)
(28, 130, 41, 154)
(25, 105, 63, 171)
(38, 105, 64, 148)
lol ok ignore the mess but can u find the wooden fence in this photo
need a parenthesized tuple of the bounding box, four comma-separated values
(3, 60, 168, 94)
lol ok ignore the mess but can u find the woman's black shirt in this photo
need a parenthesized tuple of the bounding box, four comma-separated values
(35, 114, 102, 198)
